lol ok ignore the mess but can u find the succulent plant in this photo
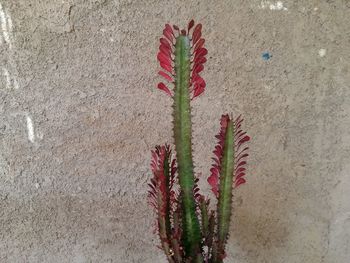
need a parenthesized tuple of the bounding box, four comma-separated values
(148, 20, 250, 263)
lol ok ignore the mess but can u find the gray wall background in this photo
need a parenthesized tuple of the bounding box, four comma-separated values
(1, 0, 349, 262)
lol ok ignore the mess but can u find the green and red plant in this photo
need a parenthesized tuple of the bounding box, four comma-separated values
(148, 20, 250, 263)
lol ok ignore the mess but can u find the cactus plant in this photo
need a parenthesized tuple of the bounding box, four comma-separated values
(148, 20, 250, 263)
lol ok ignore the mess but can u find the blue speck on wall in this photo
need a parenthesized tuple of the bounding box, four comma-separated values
(262, 52, 272, 60)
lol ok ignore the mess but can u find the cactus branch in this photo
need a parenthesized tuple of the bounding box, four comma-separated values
(148, 145, 177, 262)
(208, 115, 250, 262)
(172, 33, 201, 256)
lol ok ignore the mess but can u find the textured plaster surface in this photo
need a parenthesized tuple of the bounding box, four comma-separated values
(0, 0, 349, 262)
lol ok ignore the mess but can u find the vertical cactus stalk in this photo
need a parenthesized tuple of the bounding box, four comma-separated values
(216, 117, 234, 262)
(208, 115, 250, 262)
(156, 20, 207, 258)
(173, 34, 201, 256)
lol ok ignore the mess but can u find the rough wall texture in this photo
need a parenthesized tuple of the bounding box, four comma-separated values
(0, 0, 349, 262)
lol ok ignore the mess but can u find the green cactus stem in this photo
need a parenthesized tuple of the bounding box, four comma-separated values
(173, 34, 201, 256)
(216, 118, 234, 262)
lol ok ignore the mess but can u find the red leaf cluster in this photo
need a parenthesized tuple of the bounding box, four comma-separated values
(207, 115, 250, 197)
(233, 116, 250, 188)
(207, 115, 230, 197)
(148, 145, 176, 216)
(157, 20, 208, 99)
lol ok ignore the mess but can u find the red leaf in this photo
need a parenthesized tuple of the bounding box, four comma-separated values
(157, 52, 172, 66)
(235, 129, 244, 138)
(236, 132, 247, 141)
(235, 178, 246, 187)
(163, 29, 173, 42)
(192, 84, 205, 98)
(165, 24, 174, 37)
(235, 172, 245, 180)
(160, 38, 171, 49)
(236, 161, 247, 168)
(159, 44, 171, 57)
(158, 71, 173, 82)
(213, 145, 222, 157)
(160, 62, 172, 73)
(188, 19, 195, 33)
(193, 63, 204, 74)
(194, 55, 208, 68)
(194, 38, 205, 52)
(239, 135, 250, 144)
(192, 23, 202, 45)
(207, 174, 219, 197)
(235, 116, 244, 127)
(236, 153, 249, 163)
(210, 167, 219, 175)
(157, 82, 172, 97)
(195, 56, 207, 65)
(237, 136, 250, 150)
(236, 167, 246, 173)
(194, 48, 208, 60)
(192, 75, 205, 87)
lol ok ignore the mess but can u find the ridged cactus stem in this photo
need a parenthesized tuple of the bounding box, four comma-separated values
(215, 119, 234, 262)
(173, 35, 201, 257)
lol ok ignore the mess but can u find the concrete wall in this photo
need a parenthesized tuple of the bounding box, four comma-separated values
(1, 0, 349, 262)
